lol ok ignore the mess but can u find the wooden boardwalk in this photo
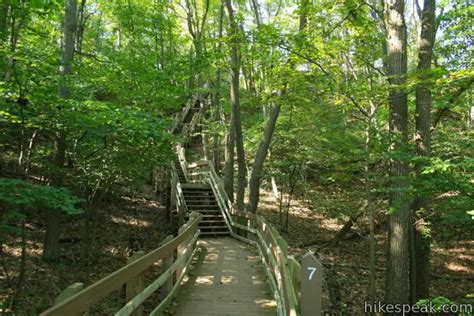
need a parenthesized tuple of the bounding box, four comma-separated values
(173, 237, 276, 316)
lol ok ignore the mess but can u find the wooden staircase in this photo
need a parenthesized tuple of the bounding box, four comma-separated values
(173, 159, 187, 183)
(182, 184, 229, 236)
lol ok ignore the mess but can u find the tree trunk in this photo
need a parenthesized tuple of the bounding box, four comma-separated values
(224, 114, 235, 202)
(299, 0, 309, 31)
(410, 0, 436, 303)
(384, 0, 410, 305)
(246, 104, 281, 213)
(44, 0, 77, 262)
(224, 0, 246, 212)
(366, 110, 377, 305)
(250, 0, 261, 26)
(213, 3, 224, 172)
(0, 0, 9, 78)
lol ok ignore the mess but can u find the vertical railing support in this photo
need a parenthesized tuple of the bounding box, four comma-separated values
(300, 252, 323, 316)
(159, 235, 174, 301)
(126, 251, 146, 316)
(176, 224, 187, 278)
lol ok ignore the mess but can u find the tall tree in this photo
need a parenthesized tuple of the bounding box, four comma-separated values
(410, 0, 436, 302)
(183, 0, 210, 91)
(224, 0, 246, 211)
(384, 0, 410, 304)
(43, 0, 77, 261)
(213, 3, 225, 172)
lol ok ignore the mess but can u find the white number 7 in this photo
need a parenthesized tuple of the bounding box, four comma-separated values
(307, 267, 317, 280)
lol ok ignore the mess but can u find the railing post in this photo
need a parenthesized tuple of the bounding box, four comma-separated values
(176, 213, 196, 278)
(126, 251, 146, 316)
(287, 256, 301, 294)
(159, 235, 174, 301)
(300, 252, 323, 316)
(54, 282, 84, 313)
(170, 169, 177, 230)
(176, 224, 187, 279)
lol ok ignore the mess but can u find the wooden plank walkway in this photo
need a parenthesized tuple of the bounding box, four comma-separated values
(173, 237, 276, 316)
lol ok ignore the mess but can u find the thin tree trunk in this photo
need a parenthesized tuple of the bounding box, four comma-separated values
(0, 0, 7, 40)
(224, 0, 246, 212)
(384, 0, 410, 305)
(213, 3, 224, 172)
(410, 0, 436, 303)
(250, 0, 261, 26)
(75, 0, 87, 57)
(246, 105, 281, 213)
(284, 166, 296, 233)
(299, 0, 309, 31)
(0, 0, 9, 79)
(224, 112, 235, 202)
(44, 0, 77, 262)
(366, 111, 376, 305)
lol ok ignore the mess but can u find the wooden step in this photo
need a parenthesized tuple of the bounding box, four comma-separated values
(184, 195, 213, 199)
(183, 192, 214, 196)
(189, 205, 219, 209)
(188, 209, 220, 213)
(199, 231, 230, 236)
(192, 210, 221, 214)
(186, 199, 217, 203)
(184, 197, 217, 201)
(199, 220, 225, 224)
(199, 223, 227, 227)
(181, 183, 211, 189)
(187, 204, 218, 208)
(201, 214, 225, 218)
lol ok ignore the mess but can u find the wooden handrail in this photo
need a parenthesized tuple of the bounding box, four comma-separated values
(40, 213, 202, 316)
(175, 144, 190, 182)
(181, 109, 202, 140)
(170, 96, 196, 134)
(170, 162, 189, 225)
(115, 229, 200, 315)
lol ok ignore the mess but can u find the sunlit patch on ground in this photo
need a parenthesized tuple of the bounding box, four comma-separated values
(195, 275, 214, 285)
(255, 298, 277, 308)
(110, 215, 152, 227)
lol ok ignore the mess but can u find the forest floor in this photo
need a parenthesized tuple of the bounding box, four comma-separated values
(257, 189, 474, 314)
(1, 187, 172, 315)
(2, 186, 472, 315)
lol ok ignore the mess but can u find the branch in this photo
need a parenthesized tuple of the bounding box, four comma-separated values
(323, 2, 367, 37)
(432, 77, 474, 129)
(199, 0, 210, 35)
(74, 50, 105, 62)
(345, 92, 369, 118)
(84, 136, 107, 160)
(276, 43, 330, 76)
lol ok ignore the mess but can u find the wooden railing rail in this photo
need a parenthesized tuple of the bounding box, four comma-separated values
(170, 96, 197, 134)
(175, 144, 189, 182)
(40, 213, 202, 316)
(170, 162, 189, 227)
(181, 110, 201, 140)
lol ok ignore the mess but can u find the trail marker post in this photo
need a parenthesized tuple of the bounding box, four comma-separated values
(300, 252, 323, 316)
